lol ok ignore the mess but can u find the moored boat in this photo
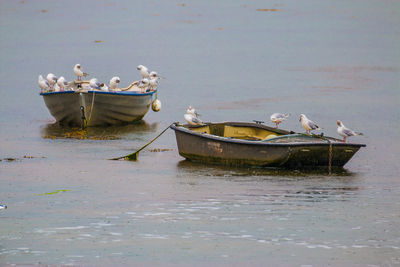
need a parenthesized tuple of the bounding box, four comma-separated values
(170, 122, 366, 168)
(40, 80, 158, 127)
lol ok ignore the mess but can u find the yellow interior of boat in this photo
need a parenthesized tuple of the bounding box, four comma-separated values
(189, 124, 283, 141)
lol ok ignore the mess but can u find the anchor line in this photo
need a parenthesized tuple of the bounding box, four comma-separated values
(87, 90, 96, 125)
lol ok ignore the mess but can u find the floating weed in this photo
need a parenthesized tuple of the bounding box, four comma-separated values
(23, 155, 46, 159)
(44, 129, 118, 140)
(2, 156, 45, 162)
(94, 40, 103, 43)
(149, 148, 173, 152)
(178, 3, 186, 7)
(38, 190, 70, 196)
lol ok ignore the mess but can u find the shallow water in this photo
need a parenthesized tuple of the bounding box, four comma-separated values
(1, 0, 400, 266)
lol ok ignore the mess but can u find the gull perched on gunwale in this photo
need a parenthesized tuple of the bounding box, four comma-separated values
(89, 78, 104, 90)
(74, 64, 89, 81)
(270, 113, 290, 128)
(187, 106, 200, 118)
(137, 65, 150, 79)
(299, 114, 322, 134)
(138, 78, 150, 92)
(184, 106, 203, 126)
(337, 120, 363, 142)
(0, 204, 6, 211)
(38, 75, 50, 92)
(56, 76, 69, 91)
(46, 73, 58, 89)
(109, 76, 120, 91)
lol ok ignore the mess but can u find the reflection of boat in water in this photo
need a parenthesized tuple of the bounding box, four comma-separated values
(170, 122, 366, 168)
(41, 120, 159, 139)
(40, 80, 157, 127)
(176, 160, 355, 177)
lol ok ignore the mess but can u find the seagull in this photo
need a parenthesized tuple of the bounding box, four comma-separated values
(150, 71, 166, 79)
(299, 114, 322, 134)
(337, 120, 363, 142)
(73, 64, 89, 81)
(46, 73, 58, 89)
(149, 77, 159, 91)
(138, 78, 150, 92)
(38, 75, 50, 92)
(149, 71, 160, 90)
(56, 76, 69, 91)
(270, 113, 290, 128)
(89, 78, 104, 90)
(187, 106, 200, 117)
(0, 204, 6, 211)
(137, 65, 150, 79)
(149, 71, 158, 79)
(109, 76, 120, 91)
(184, 106, 203, 126)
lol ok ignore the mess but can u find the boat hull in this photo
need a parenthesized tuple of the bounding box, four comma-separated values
(41, 91, 156, 127)
(170, 123, 365, 168)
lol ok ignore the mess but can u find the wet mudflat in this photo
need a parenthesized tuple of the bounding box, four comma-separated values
(0, 0, 399, 266)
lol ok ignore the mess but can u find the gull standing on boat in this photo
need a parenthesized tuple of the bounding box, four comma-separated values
(270, 113, 290, 128)
(46, 73, 58, 89)
(137, 65, 150, 79)
(138, 78, 149, 92)
(56, 76, 69, 91)
(187, 106, 200, 118)
(109, 76, 120, 91)
(74, 64, 89, 81)
(337, 120, 363, 142)
(89, 78, 104, 90)
(149, 72, 160, 91)
(299, 114, 322, 134)
(0, 204, 6, 211)
(38, 75, 50, 92)
(184, 106, 203, 126)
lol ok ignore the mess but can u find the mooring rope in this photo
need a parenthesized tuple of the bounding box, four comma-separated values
(327, 139, 333, 174)
(87, 90, 96, 126)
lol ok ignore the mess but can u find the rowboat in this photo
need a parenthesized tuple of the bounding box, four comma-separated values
(170, 122, 366, 168)
(40, 80, 158, 127)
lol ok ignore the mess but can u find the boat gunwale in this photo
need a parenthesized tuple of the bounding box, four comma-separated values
(170, 123, 366, 148)
(40, 89, 157, 97)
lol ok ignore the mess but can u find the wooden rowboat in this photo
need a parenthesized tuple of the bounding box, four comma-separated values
(170, 122, 366, 168)
(40, 80, 157, 127)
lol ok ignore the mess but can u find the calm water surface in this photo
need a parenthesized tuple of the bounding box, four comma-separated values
(1, 0, 399, 266)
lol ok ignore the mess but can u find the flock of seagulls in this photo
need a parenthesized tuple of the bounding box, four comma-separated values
(38, 64, 363, 143)
(38, 64, 160, 93)
(137, 65, 161, 92)
(269, 112, 362, 142)
(184, 108, 363, 142)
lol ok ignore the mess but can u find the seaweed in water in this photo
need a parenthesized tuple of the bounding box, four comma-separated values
(38, 190, 70, 196)
(44, 129, 118, 140)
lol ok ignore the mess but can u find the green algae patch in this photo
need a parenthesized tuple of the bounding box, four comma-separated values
(38, 190, 70, 196)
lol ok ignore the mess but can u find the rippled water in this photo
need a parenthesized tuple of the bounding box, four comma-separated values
(1, 0, 399, 266)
